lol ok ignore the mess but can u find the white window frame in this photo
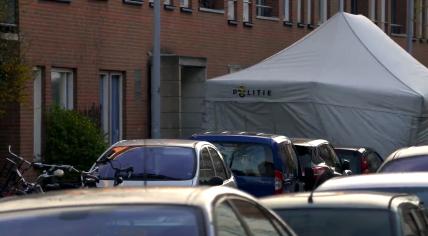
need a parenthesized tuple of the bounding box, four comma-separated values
(319, 0, 327, 24)
(307, 0, 312, 25)
(180, 0, 190, 8)
(51, 68, 73, 110)
(416, 0, 423, 38)
(243, 0, 252, 22)
(284, 0, 291, 22)
(380, 0, 386, 31)
(369, 0, 376, 21)
(100, 72, 123, 145)
(297, 0, 302, 23)
(33, 67, 42, 161)
(228, 0, 237, 21)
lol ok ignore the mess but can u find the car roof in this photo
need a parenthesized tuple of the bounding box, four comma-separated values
(0, 187, 257, 214)
(192, 131, 290, 143)
(317, 172, 428, 191)
(260, 191, 418, 210)
(291, 138, 329, 146)
(385, 145, 428, 161)
(111, 139, 206, 148)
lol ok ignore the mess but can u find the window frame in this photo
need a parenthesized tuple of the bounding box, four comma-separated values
(199, 0, 225, 14)
(255, 0, 280, 20)
(51, 68, 74, 110)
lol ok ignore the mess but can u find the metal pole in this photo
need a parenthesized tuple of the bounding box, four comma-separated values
(407, 0, 414, 54)
(151, 0, 161, 138)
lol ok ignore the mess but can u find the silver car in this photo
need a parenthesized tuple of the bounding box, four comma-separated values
(91, 139, 237, 188)
(0, 187, 296, 236)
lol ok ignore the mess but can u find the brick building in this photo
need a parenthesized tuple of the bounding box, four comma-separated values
(0, 0, 427, 163)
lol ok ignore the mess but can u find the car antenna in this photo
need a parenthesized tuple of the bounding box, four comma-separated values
(307, 170, 326, 204)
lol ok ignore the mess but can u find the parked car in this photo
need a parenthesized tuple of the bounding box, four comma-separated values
(90, 139, 236, 188)
(191, 131, 302, 197)
(316, 172, 428, 204)
(334, 147, 383, 174)
(261, 191, 428, 236)
(377, 145, 428, 173)
(0, 187, 296, 236)
(291, 138, 351, 190)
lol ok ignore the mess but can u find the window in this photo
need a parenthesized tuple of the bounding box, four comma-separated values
(297, 0, 304, 26)
(180, 0, 191, 8)
(278, 143, 298, 177)
(243, 0, 253, 25)
(256, 0, 279, 18)
(51, 68, 73, 110)
(318, 0, 327, 24)
(124, 0, 142, 5)
(227, 0, 238, 23)
(366, 152, 383, 172)
(0, 0, 16, 27)
(208, 147, 228, 179)
(283, 0, 292, 23)
(306, 0, 314, 27)
(390, 0, 407, 34)
(100, 72, 123, 145)
(200, 0, 224, 12)
(33, 67, 42, 161)
(214, 201, 247, 236)
(231, 199, 283, 236)
(199, 147, 215, 184)
(424, 0, 428, 39)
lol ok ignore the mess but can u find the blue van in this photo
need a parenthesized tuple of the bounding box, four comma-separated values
(191, 132, 302, 197)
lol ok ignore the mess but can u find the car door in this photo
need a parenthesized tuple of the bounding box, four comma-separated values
(207, 147, 236, 188)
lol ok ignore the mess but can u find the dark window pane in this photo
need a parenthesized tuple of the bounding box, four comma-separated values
(215, 201, 247, 236)
(232, 199, 281, 236)
(213, 142, 274, 177)
(208, 147, 228, 179)
(380, 156, 428, 173)
(335, 150, 361, 173)
(199, 148, 215, 184)
(0, 205, 203, 236)
(366, 152, 383, 172)
(0, 0, 16, 25)
(276, 209, 391, 236)
(278, 143, 298, 177)
(294, 146, 321, 172)
(96, 146, 196, 180)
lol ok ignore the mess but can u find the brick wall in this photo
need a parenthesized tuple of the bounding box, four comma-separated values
(15, 0, 428, 167)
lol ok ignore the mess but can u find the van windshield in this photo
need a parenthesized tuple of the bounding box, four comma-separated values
(212, 142, 274, 177)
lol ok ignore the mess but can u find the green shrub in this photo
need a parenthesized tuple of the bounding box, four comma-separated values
(45, 106, 107, 171)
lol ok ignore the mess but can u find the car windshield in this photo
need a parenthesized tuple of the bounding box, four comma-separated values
(212, 142, 274, 177)
(276, 208, 392, 236)
(380, 156, 428, 173)
(335, 149, 361, 173)
(0, 205, 203, 236)
(96, 146, 196, 180)
(294, 145, 321, 167)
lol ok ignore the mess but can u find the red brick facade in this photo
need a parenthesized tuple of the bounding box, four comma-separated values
(1, 0, 427, 164)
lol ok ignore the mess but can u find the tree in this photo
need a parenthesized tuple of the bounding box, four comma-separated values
(0, 0, 31, 116)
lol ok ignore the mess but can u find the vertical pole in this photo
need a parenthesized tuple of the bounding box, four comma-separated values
(339, 0, 344, 12)
(152, 0, 161, 138)
(407, 0, 414, 54)
(381, 0, 386, 31)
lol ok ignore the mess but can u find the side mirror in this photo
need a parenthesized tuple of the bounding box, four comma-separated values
(207, 176, 224, 186)
(341, 159, 351, 171)
(343, 169, 353, 176)
(114, 176, 124, 186)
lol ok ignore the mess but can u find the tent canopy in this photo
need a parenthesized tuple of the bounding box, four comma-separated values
(204, 13, 428, 157)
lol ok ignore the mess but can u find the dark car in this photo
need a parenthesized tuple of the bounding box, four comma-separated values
(0, 187, 296, 236)
(316, 172, 428, 204)
(291, 138, 351, 190)
(334, 147, 383, 174)
(191, 131, 302, 197)
(262, 191, 428, 236)
(377, 145, 428, 173)
(90, 139, 236, 188)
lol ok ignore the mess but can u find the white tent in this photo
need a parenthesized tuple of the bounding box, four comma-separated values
(204, 12, 428, 157)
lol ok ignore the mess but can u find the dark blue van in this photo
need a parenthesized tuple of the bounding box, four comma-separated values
(191, 131, 302, 197)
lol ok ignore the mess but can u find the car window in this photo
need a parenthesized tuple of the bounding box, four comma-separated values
(276, 208, 392, 236)
(366, 152, 383, 172)
(379, 156, 428, 173)
(214, 201, 248, 236)
(199, 147, 215, 185)
(96, 146, 196, 180)
(278, 142, 298, 177)
(0, 205, 203, 236)
(319, 145, 341, 170)
(231, 199, 283, 236)
(399, 203, 426, 236)
(335, 149, 361, 173)
(208, 147, 228, 180)
(220, 143, 274, 177)
(294, 145, 321, 173)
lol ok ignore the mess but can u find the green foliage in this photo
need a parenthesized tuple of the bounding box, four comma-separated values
(45, 106, 108, 171)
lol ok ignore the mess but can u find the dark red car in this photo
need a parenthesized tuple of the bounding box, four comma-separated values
(291, 138, 351, 191)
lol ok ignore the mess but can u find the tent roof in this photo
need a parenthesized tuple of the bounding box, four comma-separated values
(206, 13, 428, 116)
